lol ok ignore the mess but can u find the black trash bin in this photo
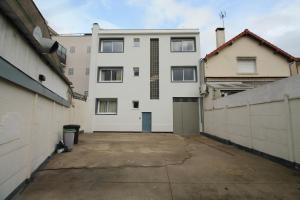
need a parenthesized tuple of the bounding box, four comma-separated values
(63, 124, 80, 144)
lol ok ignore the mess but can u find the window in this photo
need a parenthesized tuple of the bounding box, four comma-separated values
(133, 67, 139, 76)
(171, 67, 197, 82)
(68, 68, 74, 75)
(132, 101, 139, 109)
(84, 91, 88, 96)
(96, 98, 117, 114)
(98, 67, 123, 82)
(171, 38, 195, 52)
(86, 68, 90, 75)
(133, 38, 140, 47)
(70, 46, 75, 53)
(237, 57, 256, 74)
(87, 46, 91, 53)
(150, 38, 159, 99)
(99, 38, 124, 53)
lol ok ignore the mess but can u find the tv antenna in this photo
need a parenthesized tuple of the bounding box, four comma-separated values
(219, 11, 226, 28)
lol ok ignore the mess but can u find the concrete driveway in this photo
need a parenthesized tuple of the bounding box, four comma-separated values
(16, 133, 300, 200)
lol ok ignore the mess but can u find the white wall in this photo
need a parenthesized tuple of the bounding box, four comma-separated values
(88, 26, 201, 132)
(53, 35, 91, 95)
(204, 76, 300, 164)
(0, 79, 90, 199)
(0, 14, 69, 99)
(0, 14, 90, 199)
(205, 36, 291, 78)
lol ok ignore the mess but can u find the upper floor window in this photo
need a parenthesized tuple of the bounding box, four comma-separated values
(87, 46, 91, 53)
(68, 68, 74, 75)
(133, 38, 140, 47)
(86, 67, 90, 75)
(70, 46, 75, 53)
(171, 66, 197, 82)
(99, 38, 124, 53)
(171, 38, 195, 52)
(98, 67, 123, 82)
(133, 67, 139, 76)
(237, 57, 256, 74)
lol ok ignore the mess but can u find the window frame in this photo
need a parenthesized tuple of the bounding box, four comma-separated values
(132, 100, 139, 109)
(70, 46, 75, 53)
(237, 57, 257, 74)
(133, 67, 139, 77)
(68, 68, 74, 75)
(95, 98, 118, 115)
(87, 46, 91, 53)
(170, 37, 196, 52)
(133, 38, 140, 47)
(97, 67, 123, 83)
(171, 66, 197, 82)
(99, 38, 124, 53)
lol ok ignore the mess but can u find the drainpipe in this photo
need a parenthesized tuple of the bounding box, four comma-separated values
(199, 58, 206, 132)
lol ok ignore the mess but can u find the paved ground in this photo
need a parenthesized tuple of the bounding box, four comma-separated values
(16, 133, 300, 200)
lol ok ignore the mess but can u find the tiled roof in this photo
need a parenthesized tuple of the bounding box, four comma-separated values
(205, 29, 297, 62)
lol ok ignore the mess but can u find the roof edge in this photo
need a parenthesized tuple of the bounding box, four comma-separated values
(205, 29, 297, 62)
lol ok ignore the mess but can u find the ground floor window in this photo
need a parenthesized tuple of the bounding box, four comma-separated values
(132, 100, 139, 109)
(96, 98, 118, 114)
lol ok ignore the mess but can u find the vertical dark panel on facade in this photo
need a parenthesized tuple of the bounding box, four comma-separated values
(150, 39, 159, 99)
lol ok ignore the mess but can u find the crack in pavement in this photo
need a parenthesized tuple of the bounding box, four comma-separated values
(38, 141, 193, 172)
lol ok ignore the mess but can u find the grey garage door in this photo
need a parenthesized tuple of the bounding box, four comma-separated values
(173, 97, 199, 135)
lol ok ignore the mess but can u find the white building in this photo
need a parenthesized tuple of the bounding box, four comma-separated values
(87, 24, 202, 134)
(53, 34, 92, 95)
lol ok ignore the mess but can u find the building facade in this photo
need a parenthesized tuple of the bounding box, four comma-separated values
(0, 1, 74, 198)
(87, 24, 201, 134)
(53, 34, 92, 95)
(202, 28, 298, 98)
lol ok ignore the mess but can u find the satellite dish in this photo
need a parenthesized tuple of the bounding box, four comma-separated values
(33, 26, 43, 42)
(32, 26, 59, 53)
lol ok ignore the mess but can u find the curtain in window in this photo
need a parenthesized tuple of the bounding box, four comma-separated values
(173, 68, 183, 81)
(101, 70, 111, 81)
(108, 100, 117, 113)
(113, 41, 123, 52)
(184, 68, 195, 80)
(99, 100, 107, 113)
(171, 41, 182, 51)
(182, 40, 194, 51)
(102, 41, 113, 52)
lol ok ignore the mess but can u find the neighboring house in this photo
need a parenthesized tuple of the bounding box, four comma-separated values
(295, 58, 300, 75)
(87, 23, 201, 134)
(53, 34, 92, 95)
(202, 28, 298, 98)
(0, 0, 73, 198)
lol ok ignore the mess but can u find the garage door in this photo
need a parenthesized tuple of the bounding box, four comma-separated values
(173, 97, 199, 135)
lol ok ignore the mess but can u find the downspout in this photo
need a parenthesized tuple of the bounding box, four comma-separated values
(199, 58, 206, 132)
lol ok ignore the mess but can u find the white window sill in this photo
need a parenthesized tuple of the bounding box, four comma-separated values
(96, 112, 117, 115)
(171, 80, 197, 83)
(98, 81, 123, 83)
(236, 72, 258, 75)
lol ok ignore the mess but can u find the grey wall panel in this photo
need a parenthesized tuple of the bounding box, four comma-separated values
(173, 98, 199, 135)
(0, 56, 70, 107)
(173, 102, 183, 133)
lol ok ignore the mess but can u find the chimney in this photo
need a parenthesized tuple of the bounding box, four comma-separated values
(215, 28, 225, 48)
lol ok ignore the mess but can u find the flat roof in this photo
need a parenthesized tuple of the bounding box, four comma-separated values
(97, 28, 200, 35)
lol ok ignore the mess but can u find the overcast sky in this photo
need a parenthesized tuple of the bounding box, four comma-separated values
(34, 0, 300, 57)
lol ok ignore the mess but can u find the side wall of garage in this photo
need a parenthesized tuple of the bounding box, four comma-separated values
(204, 76, 300, 164)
